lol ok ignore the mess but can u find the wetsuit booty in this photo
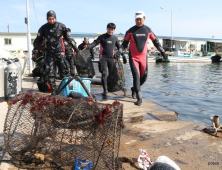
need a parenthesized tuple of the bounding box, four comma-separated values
(135, 98, 142, 106)
(131, 87, 136, 99)
(134, 91, 142, 106)
(48, 77, 56, 96)
(51, 84, 56, 96)
(102, 85, 108, 96)
(102, 90, 108, 96)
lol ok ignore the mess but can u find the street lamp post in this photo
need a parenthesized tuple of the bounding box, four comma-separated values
(160, 7, 182, 49)
(26, 0, 33, 74)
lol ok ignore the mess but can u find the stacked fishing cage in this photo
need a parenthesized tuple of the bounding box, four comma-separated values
(4, 92, 124, 169)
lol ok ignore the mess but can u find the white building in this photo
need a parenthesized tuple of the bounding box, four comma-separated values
(1, 32, 222, 52)
(0, 32, 37, 52)
(157, 36, 222, 52)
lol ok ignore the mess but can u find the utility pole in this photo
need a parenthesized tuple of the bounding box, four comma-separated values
(26, 0, 33, 74)
(161, 7, 182, 49)
(171, 11, 173, 48)
(7, 24, 9, 33)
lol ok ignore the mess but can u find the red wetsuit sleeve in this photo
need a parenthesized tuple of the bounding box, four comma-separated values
(125, 33, 131, 41)
(121, 31, 131, 50)
(149, 33, 156, 41)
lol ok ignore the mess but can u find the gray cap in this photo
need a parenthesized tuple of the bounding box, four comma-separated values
(84, 37, 89, 40)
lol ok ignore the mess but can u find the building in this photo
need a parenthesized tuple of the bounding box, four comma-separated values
(157, 36, 222, 52)
(1, 32, 222, 52)
(0, 32, 37, 52)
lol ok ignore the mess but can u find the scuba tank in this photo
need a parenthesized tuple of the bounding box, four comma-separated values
(0, 64, 4, 102)
(0, 58, 8, 99)
(6, 60, 20, 100)
(13, 58, 22, 93)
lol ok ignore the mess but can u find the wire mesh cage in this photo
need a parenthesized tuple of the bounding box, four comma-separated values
(4, 92, 124, 169)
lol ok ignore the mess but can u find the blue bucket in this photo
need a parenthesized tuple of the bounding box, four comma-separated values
(57, 77, 92, 97)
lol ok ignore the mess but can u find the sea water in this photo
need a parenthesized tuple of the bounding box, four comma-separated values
(94, 62, 222, 126)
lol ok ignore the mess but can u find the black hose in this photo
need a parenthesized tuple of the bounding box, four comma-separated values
(56, 76, 93, 100)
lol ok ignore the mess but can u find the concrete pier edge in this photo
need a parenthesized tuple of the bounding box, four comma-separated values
(0, 78, 221, 170)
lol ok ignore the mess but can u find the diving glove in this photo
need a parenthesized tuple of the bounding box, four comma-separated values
(123, 55, 127, 64)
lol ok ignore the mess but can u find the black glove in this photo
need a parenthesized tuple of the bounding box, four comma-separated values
(122, 55, 127, 64)
(32, 50, 38, 62)
(91, 56, 94, 60)
(73, 45, 80, 54)
(86, 45, 91, 49)
(115, 51, 122, 58)
(161, 52, 168, 60)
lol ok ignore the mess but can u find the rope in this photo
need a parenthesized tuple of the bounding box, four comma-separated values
(32, 0, 39, 27)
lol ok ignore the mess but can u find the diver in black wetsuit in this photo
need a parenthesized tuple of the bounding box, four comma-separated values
(33, 10, 79, 95)
(86, 23, 125, 96)
(78, 37, 94, 60)
(64, 28, 76, 76)
(116, 11, 167, 106)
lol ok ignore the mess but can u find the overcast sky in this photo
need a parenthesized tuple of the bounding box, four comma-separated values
(0, 0, 222, 39)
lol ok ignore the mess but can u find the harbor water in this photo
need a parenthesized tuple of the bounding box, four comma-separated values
(94, 62, 222, 126)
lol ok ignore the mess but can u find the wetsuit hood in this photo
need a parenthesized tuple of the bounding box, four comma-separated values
(47, 10, 56, 26)
(47, 10, 56, 19)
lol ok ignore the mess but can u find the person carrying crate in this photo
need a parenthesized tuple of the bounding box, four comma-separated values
(78, 37, 95, 60)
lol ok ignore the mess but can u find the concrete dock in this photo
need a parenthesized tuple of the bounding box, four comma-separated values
(0, 77, 222, 170)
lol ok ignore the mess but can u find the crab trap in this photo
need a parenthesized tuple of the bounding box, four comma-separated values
(4, 92, 124, 169)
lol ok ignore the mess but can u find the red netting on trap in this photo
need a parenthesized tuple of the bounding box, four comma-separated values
(4, 92, 124, 169)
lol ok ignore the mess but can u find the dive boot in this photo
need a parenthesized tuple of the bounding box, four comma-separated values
(101, 90, 108, 96)
(134, 91, 142, 106)
(102, 85, 108, 96)
(51, 84, 56, 96)
(131, 87, 136, 99)
(48, 77, 56, 96)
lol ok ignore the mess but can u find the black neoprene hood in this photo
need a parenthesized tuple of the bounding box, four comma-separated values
(47, 10, 56, 19)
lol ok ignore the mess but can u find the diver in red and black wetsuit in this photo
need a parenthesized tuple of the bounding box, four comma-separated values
(87, 23, 126, 96)
(116, 11, 167, 106)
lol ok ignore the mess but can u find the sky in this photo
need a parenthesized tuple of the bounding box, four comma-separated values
(0, 0, 222, 39)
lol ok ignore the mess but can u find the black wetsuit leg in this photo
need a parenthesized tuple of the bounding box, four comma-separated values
(55, 53, 67, 77)
(66, 54, 75, 75)
(101, 56, 114, 91)
(45, 53, 56, 95)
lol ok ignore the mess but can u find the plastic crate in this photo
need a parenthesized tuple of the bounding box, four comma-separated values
(74, 158, 93, 170)
(57, 77, 92, 97)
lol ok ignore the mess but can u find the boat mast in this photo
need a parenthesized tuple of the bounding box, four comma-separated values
(26, 0, 33, 74)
